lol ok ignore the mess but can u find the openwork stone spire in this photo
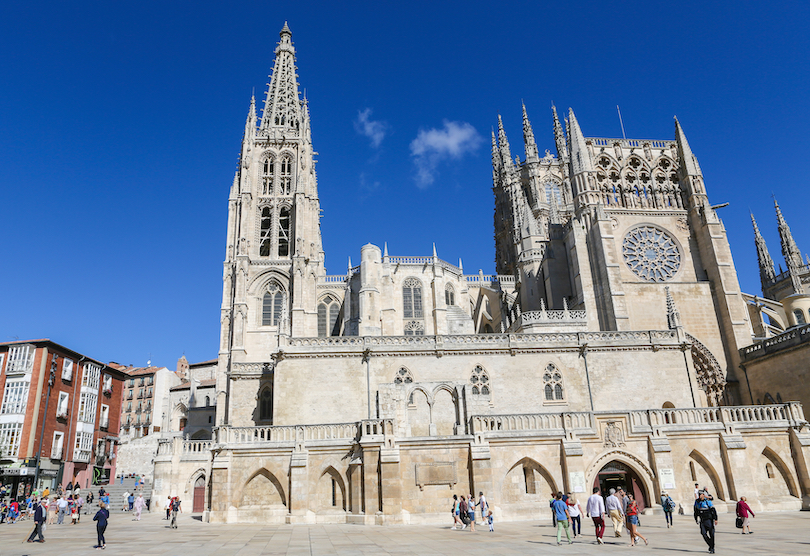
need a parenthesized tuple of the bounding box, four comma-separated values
(497, 115, 513, 168)
(491, 128, 500, 182)
(552, 105, 568, 162)
(567, 108, 592, 174)
(259, 23, 303, 134)
(522, 102, 539, 162)
(674, 117, 701, 176)
(665, 286, 682, 329)
(751, 213, 776, 286)
(775, 199, 804, 293)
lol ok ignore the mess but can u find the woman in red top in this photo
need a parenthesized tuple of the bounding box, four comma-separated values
(735, 496, 755, 534)
(625, 494, 648, 547)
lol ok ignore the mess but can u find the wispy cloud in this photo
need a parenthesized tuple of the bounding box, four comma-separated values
(354, 108, 388, 148)
(410, 120, 483, 187)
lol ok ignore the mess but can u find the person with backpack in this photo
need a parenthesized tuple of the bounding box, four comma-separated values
(93, 501, 109, 549)
(458, 495, 469, 530)
(170, 497, 182, 528)
(694, 490, 718, 554)
(661, 491, 675, 528)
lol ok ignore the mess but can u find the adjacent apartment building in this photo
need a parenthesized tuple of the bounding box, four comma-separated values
(0, 340, 125, 498)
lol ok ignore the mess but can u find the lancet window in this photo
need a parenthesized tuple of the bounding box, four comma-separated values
(262, 157, 275, 195)
(262, 282, 285, 327)
(470, 365, 490, 396)
(259, 207, 272, 256)
(259, 385, 273, 422)
(278, 207, 290, 257)
(318, 295, 341, 337)
(280, 156, 292, 195)
(445, 284, 455, 306)
(403, 278, 423, 319)
(543, 363, 564, 401)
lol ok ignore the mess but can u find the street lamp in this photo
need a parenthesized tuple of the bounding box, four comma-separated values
(33, 354, 57, 490)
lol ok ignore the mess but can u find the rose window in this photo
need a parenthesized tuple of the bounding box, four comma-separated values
(623, 226, 681, 282)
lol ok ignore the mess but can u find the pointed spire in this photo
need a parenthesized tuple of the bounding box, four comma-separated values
(490, 127, 501, 181)
(497, 115, 513, 168)
(259, 23, 303, 134)
(383, 242, 388, 258)
(241, 95, 256, 164)
(348, 256, 352, 271)
(458, 258, 463, 271)
(522, 102, 539, 162)
(674, 117, 701, 176)
(567, 108, 592, 174)
(665, 286, 682, 330)
(775, 199, 804, 293)
(432, 242, 438, 259)
(751, 213, 776, 286)
(552, 105, 568, 161)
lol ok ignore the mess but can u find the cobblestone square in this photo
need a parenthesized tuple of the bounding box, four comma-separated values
(1, 510, 807, 555)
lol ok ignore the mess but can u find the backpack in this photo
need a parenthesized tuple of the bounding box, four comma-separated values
(664, 497, 674, 511)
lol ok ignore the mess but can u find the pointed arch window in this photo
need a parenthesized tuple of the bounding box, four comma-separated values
(404, 321, 424, 336)
(445, 284, 455, 306)
(403, 278, 423, 319)
(262, 157, 275, 195)
(470, 365, 490, 396)
(259, 207, 272, 257)
(544, 181, 563, 205)
(543, 363, 565, 401)
(394, 367, 413, 385)
(262, 283, 285, 326)
(278, 207, 290, 257)
(318, 295, 341, 337)
(259, 385, 273, 422)
(280, 156, 292, 195)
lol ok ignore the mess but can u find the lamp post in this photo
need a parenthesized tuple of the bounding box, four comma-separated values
(33, 354, 57, 490)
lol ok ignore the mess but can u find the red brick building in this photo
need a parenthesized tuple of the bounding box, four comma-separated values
(0, 340, 125, 498)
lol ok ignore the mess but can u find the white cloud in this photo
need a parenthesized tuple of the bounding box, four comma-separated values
(409, 120, 483, 187)
(354, 108, 388, 148)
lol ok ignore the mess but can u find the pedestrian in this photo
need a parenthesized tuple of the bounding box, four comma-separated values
(618, 488, 639, 543)
(735, 496, 755, 535)
(467, 493, 476, 531)
(47, 497, 57, 524)
(26, 498, 46, 543)
(170, 497, 182, 529)
(549, 492, 558, 527)
(552, 492, 573, 545)
(93, 501, 109, 549)
(450, 494, 461, 529)
(76, 494, 85, 523)
(693, 483, 700, 500)
(122, 490, 130, 511)
(487, 509, 494, 532)
(606, 488, 624, 537)
(702, 486, 714, 501)
(586, 486, 606, 545)
(694, 490, 718, 554)
(165, 496, 172, 520)
(661, 490, 675, 528)
(120, 474, 124, 485)
(134, 493, 145, 521)
(459, 495, 469, 530)
(127, 492, 135, 512)
(56, 495, 68, 524)
(100, 491, 110, 508)
(477, 491, 488, 525)
(625, 494, 648, 546)
(71, 498, 79, 524)
(566, 492, 582, 537)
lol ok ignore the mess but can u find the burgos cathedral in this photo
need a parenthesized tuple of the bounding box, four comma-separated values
(153, 24, 810, 524)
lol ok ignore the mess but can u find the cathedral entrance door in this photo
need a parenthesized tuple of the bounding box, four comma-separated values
(594, 461, 648, 510)
(193, 476, 205, 513)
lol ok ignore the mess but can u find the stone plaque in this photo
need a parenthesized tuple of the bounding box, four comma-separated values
(659, 468, 675, 490)
(415, 462, 457, 490)
(569, 471, 586, 493)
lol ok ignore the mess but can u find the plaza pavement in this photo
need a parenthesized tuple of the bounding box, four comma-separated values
(0, 510, 807, 555)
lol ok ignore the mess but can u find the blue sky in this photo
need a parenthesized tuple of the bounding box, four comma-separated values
(2, 1, 808, 368)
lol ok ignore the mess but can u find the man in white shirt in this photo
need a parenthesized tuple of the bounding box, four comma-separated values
(56, 496, 68, 524)
(477, 492, 487, 525)
(586, 487, 607, 544)
(605, 488, 624, 537)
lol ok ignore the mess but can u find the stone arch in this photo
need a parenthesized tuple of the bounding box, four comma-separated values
(316, 466, 347, 511)
(247, 269, 291, 294)
(172, 402, 188, 432)
(239, 468, 287, 507)
(686, 333, 726, 406)
(586, 449, 656, 507)
(190, 429, 212, 440)
(506, 457, 558, 495)
(407, 387, 431, 437)
(688, 449, 725, 501)
(761, 447, 799, 498)
(431, 385, 458, 436)
(184, 467, 207, 496)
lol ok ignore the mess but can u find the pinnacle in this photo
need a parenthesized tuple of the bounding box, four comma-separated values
(281, 21, 291, 35)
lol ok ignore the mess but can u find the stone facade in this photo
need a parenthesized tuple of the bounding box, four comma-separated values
(151, 24, 810, 522)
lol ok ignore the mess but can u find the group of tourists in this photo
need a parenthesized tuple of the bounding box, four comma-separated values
(450, 492, 493, 532)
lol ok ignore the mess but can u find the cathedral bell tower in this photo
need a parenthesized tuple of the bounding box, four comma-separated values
(221, 23, 325, 364)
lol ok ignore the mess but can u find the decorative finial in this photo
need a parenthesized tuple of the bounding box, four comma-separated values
(665, 286, 682, 329)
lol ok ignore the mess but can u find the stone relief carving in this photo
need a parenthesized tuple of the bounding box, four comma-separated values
(603, 421, 626, 448)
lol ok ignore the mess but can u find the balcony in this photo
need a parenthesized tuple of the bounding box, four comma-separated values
(50, 449, 63, 460)
(74, 449, 91, 463)
(146, 390, 153, 398)
(56, 411, 68, 420)
(127, 392, 133, 400)
(137, 391, 144, 399)
(100, 418, 110, 430)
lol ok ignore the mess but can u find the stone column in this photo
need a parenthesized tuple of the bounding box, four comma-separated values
(789, 426, 810, 510)
(379, 446, 405, 523)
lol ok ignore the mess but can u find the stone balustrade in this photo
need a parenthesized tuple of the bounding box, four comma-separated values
(215, 422, 360, 446)
(740, 324, 810, 362)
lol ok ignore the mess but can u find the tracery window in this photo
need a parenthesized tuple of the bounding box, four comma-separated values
(259, 207, 272, 257)
(544, 181, 563, 206)
(262, 283, 285, 326)
(280, 156, 292, 195)
(403, 278, 423, 319)
(259, 386, 273, 421)
(470, 365, 490, 396)
(394, 367, 413, 384)
(403, 321, 425, 336)
(445, 284, 455, 306)
(543, 363, 564, 401)
(318, 295, 341, 337)
(622, 226, 681, 282)
(262, 157, 275, 195)
(278, 207, 290, 257)
(793, 309, 806, 325)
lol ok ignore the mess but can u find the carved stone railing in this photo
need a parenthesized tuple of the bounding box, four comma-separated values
(589, 138, 673, 149)
(740, 323, 810, 362)
(156, 439, 172, 456)
(629, 403, 806, 433)
(470, 412, 594, 436)
(321, 275, 349, 283)
(216, 422, 359, 445)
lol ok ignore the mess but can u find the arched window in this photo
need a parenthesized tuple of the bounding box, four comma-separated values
(259, 207, 272, 257)
(394, 367, 413, 385)
(262, 283, 285, 326)
(543, 363, 564, 401)
(544, 181, 563, 205)
(484, 323, 494, 334)
(403, 278, 423, 319)
(259, 386, 273, 421)
(262, 157, 274, 195)
(318, 295, 341, 337)
(204, 396, 210, 407)
(470, 365, 490, 396)
(280, 156, 292, 195)
(793, 309, 806, 325)
(765, 463, 775, 479)
(445, 284, 455, 306)
(278, 207, 290, 257)
(404, 321, 424, 336)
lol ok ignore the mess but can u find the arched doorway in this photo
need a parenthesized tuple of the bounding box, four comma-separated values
(193, 475, 206, 513)
(593, 461, 648, 510)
